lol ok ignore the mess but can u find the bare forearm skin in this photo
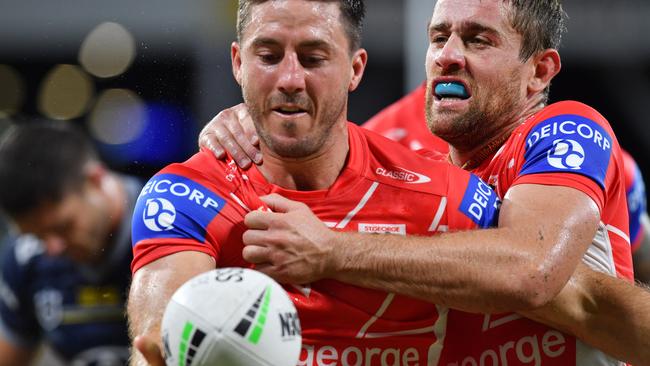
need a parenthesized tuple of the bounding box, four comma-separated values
(128, 251, 215, 366)
(329, 227, 555, 313)
(522, 265, 650, 365)
(326, 184, 599, 313)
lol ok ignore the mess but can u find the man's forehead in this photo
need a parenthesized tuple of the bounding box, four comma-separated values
(242, 0, 345, 43)
(431, 0, 509, 27)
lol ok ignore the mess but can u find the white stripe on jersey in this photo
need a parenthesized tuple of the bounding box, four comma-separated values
(606, 224, 631, 245)
(582, 222, 617, 276)
(364, 324, 438, 338)
(428, 196, 447, 232)
(336, 182, 380, 229)
(355, 293, 395, 338)
(229, 192, 251, 212)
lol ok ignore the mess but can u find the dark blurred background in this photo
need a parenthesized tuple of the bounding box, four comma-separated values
(0, 0, 648, 180)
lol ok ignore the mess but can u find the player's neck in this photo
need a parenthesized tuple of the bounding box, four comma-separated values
(257, 123, 350, 191)
(449, 99, 545, 170)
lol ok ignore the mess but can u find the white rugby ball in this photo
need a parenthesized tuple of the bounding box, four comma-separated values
(161, 268, 302, 366)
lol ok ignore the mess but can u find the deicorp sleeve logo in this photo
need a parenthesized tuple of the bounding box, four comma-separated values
(522, 114, 612, 189)
(132, 173, 227, 245)
(459, 175, 500, 228)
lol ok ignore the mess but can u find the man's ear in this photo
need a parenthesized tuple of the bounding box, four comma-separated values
(528, 48, 561, 95)
(348, 48, 368, 92)
(85, 162, 107, 189)
(231, 41, 243, 86)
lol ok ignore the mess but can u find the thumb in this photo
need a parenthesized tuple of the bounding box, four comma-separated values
(134, 334, 166, 366)
(259, 193, 302, 213)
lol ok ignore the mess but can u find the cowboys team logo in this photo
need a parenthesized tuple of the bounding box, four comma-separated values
(35, 289, 63, 331)
(143, 197, 176, 232)
(547, 139, 585, 170)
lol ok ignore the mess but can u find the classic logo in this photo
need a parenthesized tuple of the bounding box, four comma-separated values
(547, 139, 585, 170)
(143, 197, 176, 232)
(376, 167, 431, 184)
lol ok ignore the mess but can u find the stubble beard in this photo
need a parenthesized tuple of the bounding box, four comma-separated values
(425, 72, 524, 152)
(244, 86, 348, 159)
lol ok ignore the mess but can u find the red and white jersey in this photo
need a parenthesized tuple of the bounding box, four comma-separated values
(363, 83, 449, 154)
(132, 123, 500, 365)
(365, 89, 631, 365)
(439, 101, 632, 366)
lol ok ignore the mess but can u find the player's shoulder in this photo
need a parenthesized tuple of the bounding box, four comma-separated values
(355, 124, 471, 193)
(142, 150, 243, 198)
(0, 235, 45, 298)
(526, 100, 612, 131)
(1, 234, 44, 272)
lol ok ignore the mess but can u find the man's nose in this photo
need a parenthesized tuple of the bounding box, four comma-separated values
(277, 53, 306, 94)
(43, 234, 67, 256)
(435, 34, 466, 73)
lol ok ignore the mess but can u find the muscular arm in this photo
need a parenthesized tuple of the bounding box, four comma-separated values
(324, 184, 599, 313)
(0, 337, 35, 366)
(127, 251, 215, 366)
(522, 264, 650, 365)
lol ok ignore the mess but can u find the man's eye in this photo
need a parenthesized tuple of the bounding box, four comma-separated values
(432, 35, 448, 44)
(259, 53, 279, 63)
(468, 37, 490, 45)
(301, 55, 325, 66)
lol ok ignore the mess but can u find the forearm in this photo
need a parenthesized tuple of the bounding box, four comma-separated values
(127, 251, 215, 366)
(329, 227, 563, 313)
(521, 265, 650, 365)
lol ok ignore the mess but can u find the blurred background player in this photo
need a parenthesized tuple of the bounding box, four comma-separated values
(0, 123, 142, 365)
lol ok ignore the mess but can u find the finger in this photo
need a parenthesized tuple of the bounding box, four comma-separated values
(260, 193, 304, 213)
(242, 243, 271, 264)
(234, 104, 263, 163)
(134, 335, 166, 366)
(198, 117, 226, 158)
(199, 132, 226, 158)
(244, 210, 277, 229)
(214, 123, 252, 168)
(224, 113, 261, 167)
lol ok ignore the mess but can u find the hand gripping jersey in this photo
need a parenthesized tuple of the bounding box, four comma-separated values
(622, 149, 648, 251)
(0, 176, 142, 365)
(439, 101, 632, 366)
(132, 123, 500, 366)
(362, 83, 449, 154)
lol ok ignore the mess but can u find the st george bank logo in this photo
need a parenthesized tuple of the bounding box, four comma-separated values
(547, 139, 585, 170)
(143, 198, 177, 232)
(376, 167, 431, 184)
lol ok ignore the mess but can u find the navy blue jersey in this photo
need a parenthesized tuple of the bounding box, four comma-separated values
(0, 175, 142, 364)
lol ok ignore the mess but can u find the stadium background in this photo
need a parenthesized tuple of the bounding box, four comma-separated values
(1, 0, 648, 179)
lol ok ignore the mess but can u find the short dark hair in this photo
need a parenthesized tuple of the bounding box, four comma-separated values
(0, 123, 98, 218)
(237, 0, 365, 51)
(504, 0, 567, 101)
(505, 0, 567, 61)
